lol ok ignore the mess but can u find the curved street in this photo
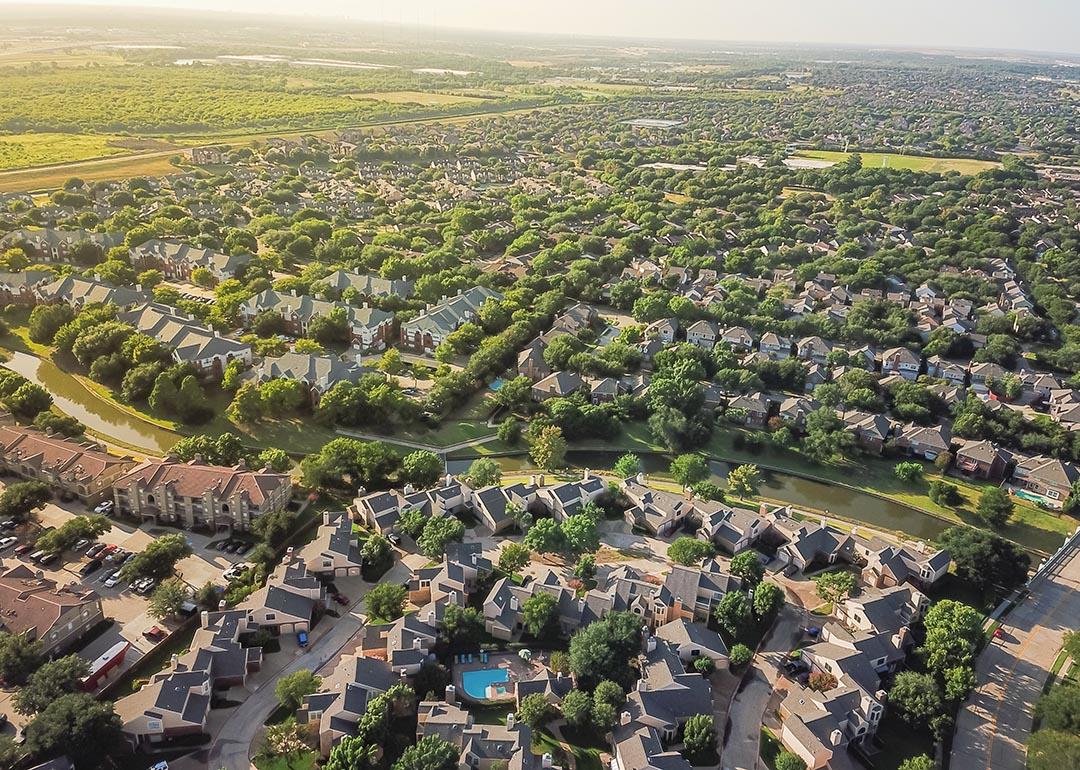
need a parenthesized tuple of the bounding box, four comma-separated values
(951, 533, 1080, 770)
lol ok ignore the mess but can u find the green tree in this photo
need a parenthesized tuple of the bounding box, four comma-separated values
(713, 591, 752, 640)
(944, 665, 977, 703)
(938, 526, 1030, 594)
(0, 632, 43, 686)
(976, 487, 1014, 528)
(13, 655, 89, 716)
(529, 425, 567, 470)
(613, 452, 641, 479)
(120, 533, 192, 581)
(814, 570, 856, 606)
(522, 591, 559, 638)
(727, 464, 761, 498)
(1028, 730, 1080, 770)
(894, 461, 923, 482)
(148, 577, 190, 620)
(561, 513, 599, 555)
(888, 671, 945, 728)
(730, 551, 765, 589)
(417, 516, 465, 559)
(693, 656, 716, 675)
(365, 583, 407, 621)
(0, 481, 50, 523)
(668, 537, 715, 566)
(498, 542, 531, 575)
(392, 734, 459, 770)
(464, 457, 502, 488)
(569, 611, 642, 689)
(3, 382, 52, 420)
(1063, 630, 1080, 661)
(775, 751, 807, 770)
(497, 417, 521, 445)
(561, 689, 592, 727)
(518, 692, 553, 730)
(898, 756, 934, 770)
(226, 381, 266, 424)
(442, 604, 484, 647)
(251, 507, 296, 547)
(921, 600, 983, 675)
(524, 518, 564, 555)
(682, 714, 715, 755)
(401, 450, 443, 488)
(670, 454, 709, 487)
(753, 582, 784, 619)
(728, 644, 752, 668)
(25, 692, 122, 770)
(275, 669, 322, 711)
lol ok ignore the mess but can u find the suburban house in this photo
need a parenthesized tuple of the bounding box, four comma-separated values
(535, 471, 606, 520)
(255, 352, 367, 403)
(685, 319, 719, 349)
(399, 286, 502, 353)
(1008, 454, 1080, 508)
(298, 654, 394, 755)
(351, 477, 472, 534)
(622, 475, 708, 537)
(112, 457, 293, 532)
(0, 228, 123, 262)
(759, 332, 793, 359)
(954, 439, 1013, 480)
(0, 270, 54, 305)
(416, 698, 539, 770)
(653, 617, 728, 665)
(243, 556, 325, 633)
(320, 269, 415, 300)
(0, 564, 104, 655)
(892, 423, 952, 461)
(36, 275, 150, 309)
(700, 503, 771, 553)
(471, 482, 538, 533)
(880, 347, 921, 379)
(835, 584, 929, 636)
(531, 371, 585, 402)
(297, 510, 364, 577)
(862, 543, 950, 589)
(241, 290, 395, 350)
(130, 239, 251, 282)
(120, 302, 252, 376)
(840, 411, 894, 454)
(0, 425, 137, 505)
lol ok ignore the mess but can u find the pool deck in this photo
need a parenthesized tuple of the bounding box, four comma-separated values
(452, 651, 539, 703)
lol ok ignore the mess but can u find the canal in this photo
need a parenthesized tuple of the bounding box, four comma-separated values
(448, 450, 1066, 554)
(3, 350, 181, 455)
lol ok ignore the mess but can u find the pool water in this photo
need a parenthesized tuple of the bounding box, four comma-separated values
(461, 667, 509, 699)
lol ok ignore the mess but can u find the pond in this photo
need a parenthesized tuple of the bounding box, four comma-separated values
(447, 450, 1066, 555)
(3, 350, 181, 455)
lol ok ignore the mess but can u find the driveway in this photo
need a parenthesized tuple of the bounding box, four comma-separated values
(951, 539, 1080, 770)
(205, 560, 412, 770)
(722, 602, 807, 770)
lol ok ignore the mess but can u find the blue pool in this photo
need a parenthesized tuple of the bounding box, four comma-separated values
(461, 667, 509, 699)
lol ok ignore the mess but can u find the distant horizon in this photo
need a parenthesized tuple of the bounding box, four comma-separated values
(5, 0, 1080, 58)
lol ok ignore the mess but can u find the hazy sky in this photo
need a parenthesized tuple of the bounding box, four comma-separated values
(15, 0, 1080, 55)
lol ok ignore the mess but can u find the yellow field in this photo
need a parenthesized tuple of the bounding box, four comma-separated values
(0, 133, 140, 170)
(794, 149, 1000, 174)
(347, 90, 482, 105)
(0, 152, 181, 192)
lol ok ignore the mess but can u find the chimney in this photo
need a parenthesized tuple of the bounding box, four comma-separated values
(413, 637, 421, 650)
(636, 678, 647, 692)
(510, 595, 519, 611)
(542, 753, 553, 769)
(449, 590, 459, 606)
(218, 599, 226, 610)
(445, 684, 456, 704)
(759, 502, 768, 516)
(830, 729, 843, 746)
(635, 472, 645, 484)
(582, 468, 590, 481)
(578, 598, 585, 614)
(506, 713, 516, 729)
(403, 483, 415, 495)
(200, 610, 209, 626)
(428, 610, 435, 624)
(646, 636, 657, 653)
(170, 654, 179, 668)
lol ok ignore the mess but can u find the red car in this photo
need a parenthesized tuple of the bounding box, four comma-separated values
(101, 544, 119, 554)
(143, 626, 165, 641)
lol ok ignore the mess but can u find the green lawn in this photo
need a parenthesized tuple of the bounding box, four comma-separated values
(794, 149, 1000, 174)
(534, 729, 603, 770)
(760, 727, 782, 770)
(253, 751, 319, 770)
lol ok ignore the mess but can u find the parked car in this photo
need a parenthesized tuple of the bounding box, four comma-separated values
(223, 563, 251, 581)
(74, 538, 90, 551)
(86, 543, 106, 558)
(0, 537, 17, 551)
(13, 544, 32, 556)
(214, 540, 231, 552)
(297, 631, 308, 648)
(235, 541, 253, 555)
(101, 544, 118, 555)
(106, 548, 127, 563)
(135, 579, 157, 595)
(79, 558, 103, 576)
(143, 626, 165, 641)
(0, 520, 16, 531)
(28, 549, 46, 562)
(39, 552, 59, 566)
(103, 570, 122, 588)
(93, 501, 114, 515)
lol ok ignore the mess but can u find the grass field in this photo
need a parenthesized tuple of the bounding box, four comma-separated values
(347, 90, 483, 105)
(0, 132, 169, 170)
(0, 151, 182, 192)
(794, 149, 1000, 174)
(0, 45, 126, 68)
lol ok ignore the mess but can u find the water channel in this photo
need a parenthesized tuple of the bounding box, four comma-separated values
(3, 350, 180, 455)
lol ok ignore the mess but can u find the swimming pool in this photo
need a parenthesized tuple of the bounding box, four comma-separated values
(461, 667, 509, 699)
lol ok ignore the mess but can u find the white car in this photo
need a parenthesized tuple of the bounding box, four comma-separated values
(0, 537, 16, 551)
(94, 500, 114, 515)
(103, 570, 122, 588)
(223, 562, 251, 581)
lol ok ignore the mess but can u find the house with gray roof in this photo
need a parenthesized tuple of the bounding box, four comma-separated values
(400, 286, 502, 353)
(130, 238, 251, 282)
(321, 269, 414, 300)
(1, 227, 123, 262)
(37, 274, 151, 309)
(241, 289, 395, 350)
(120, 302, 252, 375)
(255, 351, 367, 401)
(298, 654, 394, 755)
(298, 510, 364, 577)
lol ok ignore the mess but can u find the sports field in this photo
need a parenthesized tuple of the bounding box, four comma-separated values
(794, 149, 1000, 174)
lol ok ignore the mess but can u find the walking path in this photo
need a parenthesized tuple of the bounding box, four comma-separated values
(951, 531, 1080, 770)
(335, 427, 500, 453)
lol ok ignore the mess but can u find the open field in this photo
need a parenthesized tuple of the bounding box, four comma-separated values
(0, 150, 182, 192)
(0, 132, 173, 170)
(346, 90, 484, 105)
(793, 149, 1001, 174)
(0, 45, 126, 68)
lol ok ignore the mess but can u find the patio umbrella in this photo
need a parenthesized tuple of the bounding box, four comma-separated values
(518, 648, 532, 661)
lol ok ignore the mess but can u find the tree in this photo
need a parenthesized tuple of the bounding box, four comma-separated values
(464, 458, 502, 488)
(613, 453, 641, 479)
(2, 381, 51, 420)
(807, 671, 838, 692)
(392, 734, 459, 770)
(693, 656, 716, 675)
(921, 600, 983, 675)
(928, 480, 962, 507)
(401, 450, 443, 488)
(258, 447, 291, 473)
(730, 551, 765, 589)
(561, 513, 599, 555)
(442, 605, 484, 647)
(753, 582, 784, 619)
(25, 693, 122, 770)
(498, 542, 531, 575)
(365, 583, 407, 621)
(518, 692, 553, 729)
(221, 358, 246, 392)
(813, 570, 856, 606)
(497, 417, 522, 445)
(529, 425, 567, 470)
(148, 577, 190, 620)
(0, 480, 50, 523)
(668, 536, 715, 566)
(263, 718, 309, 759)
(713, 591, 752, 640)
(938, 526, 1030, 594)
(670, 454, 708, 487)
(251, 507, 296, 547)
(898, 756, 934, 770)
(682, 714, 715, 755)
(894, 461, 923, 482)
(976, 487, 1014, 528)
(803, 408, 854, 463)
(944, 665, 977, 703)
(524, 518, 564, 555)
(35, 514, 111, 554)
(727, 464, 761, 498)
(275, 669, 322, 711)
(1029, 730, 1080, 770)
(13, 655, 89, 715)
(227, 381, 266, 424)
(28, 303, 75, 344)
(569, 611, 642, 689)
(120, 533, 192, 581)
(549, 651, 570, 675)
(1064, 630, 1080, 661)
(0, 735, 19, 769)
(775, 751, 807, 770)
(522, 592, 558, 638)
(33, 411, 85, 438)
(0, 631, 44, 685)
(561, 689, 592, 727)
(729, 644, 752, 668)
(397, 507, 428, 539)
(417, 516, 465, 559)
(889, 671, 945, 727)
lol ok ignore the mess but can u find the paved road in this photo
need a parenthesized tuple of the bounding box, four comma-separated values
(722, 602, 807, 770)
(204, 561, 410, 770)
(951, 538, 1080, 770)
